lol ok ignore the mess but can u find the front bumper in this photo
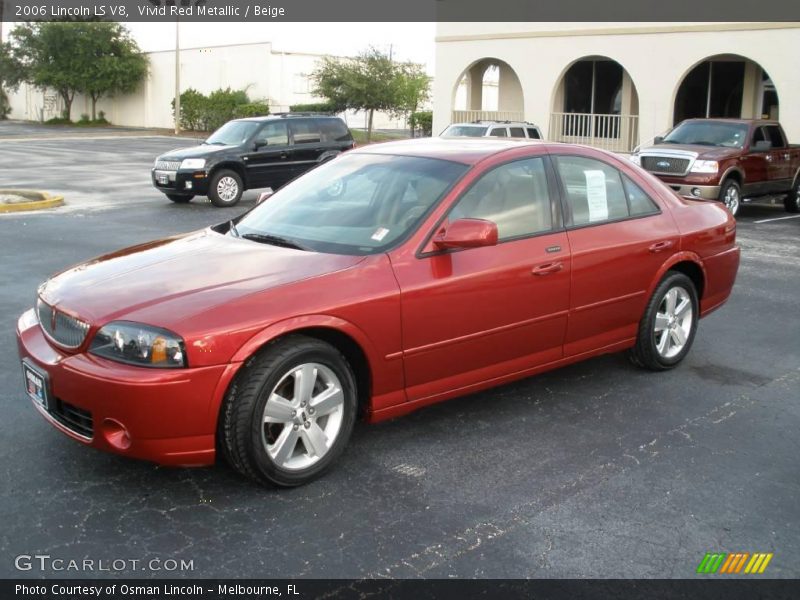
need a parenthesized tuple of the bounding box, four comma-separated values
(16, 308, 234, 466)
(151, 168, 210, 196)
(655, 174, 721, 200)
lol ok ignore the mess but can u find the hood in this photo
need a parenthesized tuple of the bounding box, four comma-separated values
(158, 144, 238, 160)
(39, 229, 364, 328)
(641, 143, 742, 161)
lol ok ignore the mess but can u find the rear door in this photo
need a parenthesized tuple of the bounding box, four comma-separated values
(245, 121, 293, 189)
(551, 150, 679, 357)
(288, 118, 325, 178)
(764, 124, 793, 189)
(742, 126, 771, 196)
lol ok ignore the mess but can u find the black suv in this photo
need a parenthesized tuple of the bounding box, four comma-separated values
(152, 113, 355, 207)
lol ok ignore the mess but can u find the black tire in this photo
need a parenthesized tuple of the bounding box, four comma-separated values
(208, 169, 244, 207)
(718, 179, 741, 217)
(784, 179, 800, 213)
(219, 335, 358, 487)
(165, 194, 193, 203)
(629, 272, 699, 371)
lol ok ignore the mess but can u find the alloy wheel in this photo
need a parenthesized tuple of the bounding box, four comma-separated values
(217, 176, 240, 203)
(723, 185, 740, 215)
(653, 286, 694, 359)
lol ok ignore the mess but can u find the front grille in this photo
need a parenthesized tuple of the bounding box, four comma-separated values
(155, 160, 181, 171)
(51, 399, 94, 438)
(641, 156, 691, 175)
(37, 298, 90, 349)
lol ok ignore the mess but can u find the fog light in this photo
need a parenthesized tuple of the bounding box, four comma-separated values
(185, 181, 193, 190)
(101, 419, 131, 450)
(691, 188, 701, 197)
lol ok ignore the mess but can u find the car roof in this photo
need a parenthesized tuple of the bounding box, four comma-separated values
(352, 137, 544, 165)
(446, 122, 539, 128)
(236, 114, 342, 123)
(681, 118, 778, 126)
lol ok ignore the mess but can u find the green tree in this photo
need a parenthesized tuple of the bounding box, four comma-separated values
(312, 47, 428, 142)
(8, 22, 148, 121)
(0, 42, 24, 119)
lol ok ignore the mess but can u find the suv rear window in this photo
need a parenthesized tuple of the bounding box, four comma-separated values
(489, 128, 508, 137)
(527, 128, 541, 140)
(318, 118, 352, 142)
(509, 127, 525, 138)
(290, 119, 322, 144)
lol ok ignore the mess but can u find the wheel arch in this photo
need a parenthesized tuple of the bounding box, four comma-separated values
(209, 161, 248, 188)
(647, 252, 707, 303)
(720, 166, 744, 186)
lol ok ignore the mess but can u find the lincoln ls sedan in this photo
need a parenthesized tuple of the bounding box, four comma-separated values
(17, 138, 740, 486)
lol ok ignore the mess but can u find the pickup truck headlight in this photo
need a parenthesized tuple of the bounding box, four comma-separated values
(90, 322, 186, 368)
(180, 158, 206, 170)
(690, 160, 719, 174)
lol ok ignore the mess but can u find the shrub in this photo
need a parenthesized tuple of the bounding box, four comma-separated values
(79, 114, 91, 124)
(289, 101, 340, 114)
(171, 87, 254, 131)
(234, 102, 270, 119)
(45, 117, 73, 125)
(409, 110, 432, 137)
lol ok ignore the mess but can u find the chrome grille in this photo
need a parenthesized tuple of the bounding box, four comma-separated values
(641, 156, 691, 175)
(155, 160, 181, 171)
(37, 298, 90, 349)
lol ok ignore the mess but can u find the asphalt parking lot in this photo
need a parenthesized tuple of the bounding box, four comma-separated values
(0, 125, 798, 579)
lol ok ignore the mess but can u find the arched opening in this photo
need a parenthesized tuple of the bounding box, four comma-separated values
(452, 58, 524, 123)
(673, 54, 779, 125)
(550, 56, 640, 152)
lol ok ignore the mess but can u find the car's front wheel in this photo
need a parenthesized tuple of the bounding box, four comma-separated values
(784, 179, 800, 213)
(629, 272, 699, 371)
(209, 169, 244, 207)
(219, 335, 358, 487)
(719, 179, 741, 217)
(165, 194, 194, 203)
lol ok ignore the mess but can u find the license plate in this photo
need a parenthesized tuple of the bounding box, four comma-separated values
(22, 359, 50, 410)
(157, 174, 169, 185)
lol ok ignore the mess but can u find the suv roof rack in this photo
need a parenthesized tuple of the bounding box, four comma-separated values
(272, 112, 334, 118)
(471, 119, 539, 126)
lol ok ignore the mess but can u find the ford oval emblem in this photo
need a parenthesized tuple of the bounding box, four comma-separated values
(656, 161, 671, 168)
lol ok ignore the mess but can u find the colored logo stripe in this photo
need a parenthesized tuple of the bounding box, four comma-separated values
(697, 552, 773, 574)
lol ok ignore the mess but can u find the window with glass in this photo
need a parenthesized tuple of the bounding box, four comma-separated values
(254, 121, 289, 147)
(290, 119, 322, 144)
(489, 128, 508, 137)
(448, 158, 554, 240)
(553, 156, 631, 226)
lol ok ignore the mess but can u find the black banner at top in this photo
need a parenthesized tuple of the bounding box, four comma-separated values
(2, 0, 800, 22)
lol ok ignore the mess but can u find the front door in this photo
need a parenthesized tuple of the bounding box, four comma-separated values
(390, 156, 571, 402)
(244, 121, 293, 189)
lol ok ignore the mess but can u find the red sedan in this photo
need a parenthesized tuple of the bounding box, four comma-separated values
(17, 139, 740, 486)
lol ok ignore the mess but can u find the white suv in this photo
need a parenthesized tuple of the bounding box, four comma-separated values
(442, 120, 543, 140)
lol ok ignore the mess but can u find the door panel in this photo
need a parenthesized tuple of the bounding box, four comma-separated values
(289, 119, 324, 178)
(244, 121, 292, 188)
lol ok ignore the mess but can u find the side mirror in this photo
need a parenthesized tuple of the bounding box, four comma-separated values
(254, 140, 267, 151)
(654, 136, 664, 145)
(256, 189, 274, 204)
(753, 140, 772, 151)
(433, 218, 498, 250)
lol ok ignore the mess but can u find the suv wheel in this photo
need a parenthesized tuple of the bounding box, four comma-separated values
(165, 194, 193, 203)
(209, 169, 244, 207)
(784, 180, 800, 213)
(719, 179, 741, 217)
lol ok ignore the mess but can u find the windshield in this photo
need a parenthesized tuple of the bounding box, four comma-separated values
(662, 121, 748, 148)
(443, 125, 488, 137)
(206, 121, 260, 146)
(235, 153, 468, 255)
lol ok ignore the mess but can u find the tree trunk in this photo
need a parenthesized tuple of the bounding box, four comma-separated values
(367, 109, 374, 143)
(91, 94, 99, 121)
(60, 90, 73, 121)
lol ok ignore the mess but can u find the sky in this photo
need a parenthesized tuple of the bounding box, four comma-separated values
(124, 22, 437, 72)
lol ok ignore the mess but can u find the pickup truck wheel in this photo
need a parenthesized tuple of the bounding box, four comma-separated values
(629, 272, 699, 371)
(219, 335, 357, 487)
(165, 194, 193, 203)
(209, 169, 244, 207)
(784, 181, 800, 213)
(719, 179, 741, 216)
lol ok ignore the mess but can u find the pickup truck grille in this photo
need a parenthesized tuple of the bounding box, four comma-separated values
(641, 156, 691, 175)
(155, 160, 181, 171)
(37, 298, 90, 349)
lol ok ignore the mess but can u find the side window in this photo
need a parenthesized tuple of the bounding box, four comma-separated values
(489, 128, 508, 137)
(553, 156, 630, 226)
(623, 175, 660, 217)
(254, 121, 289, 147)
(449, 158, 554, 240)
(765, 126, 786, 149)
(318, 119, 352, 142)
(509, 127, 525, 138)
(290, 119, 322, 144)
(751, 127, 768, 148)
(527, 128, 541, 140)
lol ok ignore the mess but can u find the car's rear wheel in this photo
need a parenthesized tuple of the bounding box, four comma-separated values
(209, 169, 244, 207)
(719, 179, 741, 217)
(784, 179, 800, 213)
(629, 272, 699, 371)
(219, 335, 357, 487)
(165, 194, 193, 203)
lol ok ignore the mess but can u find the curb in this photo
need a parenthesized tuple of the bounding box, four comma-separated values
(0, 191, 65, 213)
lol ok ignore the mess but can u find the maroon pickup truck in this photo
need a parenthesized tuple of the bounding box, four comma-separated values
(632, 119, 800, 216)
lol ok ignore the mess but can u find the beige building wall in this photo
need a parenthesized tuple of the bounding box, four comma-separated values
(434, 22, 800, 145)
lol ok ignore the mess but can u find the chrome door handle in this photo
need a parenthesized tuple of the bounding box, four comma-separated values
(532, 262, 563, 276)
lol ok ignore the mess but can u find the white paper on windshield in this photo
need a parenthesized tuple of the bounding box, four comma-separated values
(584, 170, 609, 222)
(371, 227, 390, 241)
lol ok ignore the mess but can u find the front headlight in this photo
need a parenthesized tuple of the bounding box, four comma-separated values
(690, 160, 719, 174)
(180, 158, 206, 170)
(90, 322, 186, 368)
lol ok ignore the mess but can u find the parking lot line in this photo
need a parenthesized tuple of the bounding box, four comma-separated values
(753, 214, 800, 224)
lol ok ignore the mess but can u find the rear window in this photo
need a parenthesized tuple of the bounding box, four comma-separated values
(318, 118, 352, 142)
(290, 119, 322, 144)
(527, 128, 541, 140)
(764, 125, 786, 149)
